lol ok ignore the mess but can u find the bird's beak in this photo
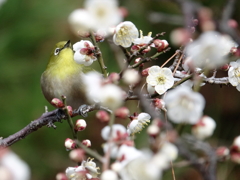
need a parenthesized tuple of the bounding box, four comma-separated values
(63, 40, 71, 49)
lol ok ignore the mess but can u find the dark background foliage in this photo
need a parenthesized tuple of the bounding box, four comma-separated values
(1, 0, 240, 179)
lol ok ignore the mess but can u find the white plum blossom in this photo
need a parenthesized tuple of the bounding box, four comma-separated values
(82, 72, 124, 110)
(73, 40, 97, 66)
(164, 86, 205, 124)
(99, 84, 124, 110)
(68, 0, 122, 36)
(133, 30, 153, 45)
(68, 9, 91, 36)
(117, 145, 162, 180)
(101, 124, 127, 141)
(65, 158, 99, 180)
(113, 21, 139, 48)
(127, 113, 151, 135)
(119, 157, 162, 180)
(159, 142, 178, 162)
(185, 31, 235, 69)
(82, 71, 103, 103)
(151, 142, 178, 170)
(84, 0, 122, 33)
(117, 145, 143, 167)
(146, 66, 174, 95)
(228, 59, 240, 91)
(192, 116, 216, 140)
(102, 142, 119, 158)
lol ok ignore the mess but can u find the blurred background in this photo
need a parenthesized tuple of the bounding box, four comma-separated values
(1, 0, 240, 179)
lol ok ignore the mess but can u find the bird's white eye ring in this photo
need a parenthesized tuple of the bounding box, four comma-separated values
(54, 48, 60, 55)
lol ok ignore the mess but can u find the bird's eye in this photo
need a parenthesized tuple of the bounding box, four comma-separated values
(54, 48, 60, 55)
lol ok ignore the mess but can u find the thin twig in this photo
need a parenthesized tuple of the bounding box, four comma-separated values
(161, 50, 181, 68)
(89, 31, 108, 77)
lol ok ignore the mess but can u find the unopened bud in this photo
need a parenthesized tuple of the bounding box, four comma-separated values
(82, 139, 91, 147)
(115, 107, 130, 119)
(101, 170, 118, 180)
(51, 98, 64, 108)
(131, 45, 140, 52)
(220, 64, 230, 71)
(75, 119, 87, 131)
(95, 30, 106, 42)
(96, 110, 110, 122)
(142, 46, 151, 53)
(111, 162, 122, 172)
(192, 116, 216, 140)
(228, 19, 238, 29)
(134, 57, 141, 64)
(56, 173, 68, 180)
(153, 98, 166, 111)
(232, 135, 240, 151)
(192, 19, 199, 26)
(108, 73, 120, 84)
(122, 69, 140, 85)
(141, 68, 149, 76)
(230, 47, 237, 54)
(65, 138, 76, 150)
(69, 148, 85, 162)
(119, 7, 128, 18)
(153, 39, 169, 51)
(216, 146, 229, 160)
(66, 106, 73, 116)
(147, 124, 160, 137)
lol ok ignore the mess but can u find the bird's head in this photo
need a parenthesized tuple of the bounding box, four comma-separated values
(48, 40, 74, 65)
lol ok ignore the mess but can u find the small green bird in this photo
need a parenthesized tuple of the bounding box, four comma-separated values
(41, 40, 93, 110)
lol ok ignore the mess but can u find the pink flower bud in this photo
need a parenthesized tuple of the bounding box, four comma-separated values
(108, 73, 120, 84)
(220, 64, 230, 71)
(134, 58, 141, 64)
(65, 138, 76, 150)
(131, 45, 140, 52)
(192, 116, 216, 140)
(69, 148, 85, 162)
(56, 173, 68, 180)
(82, 139, 91, 147)
(170, 28, 190, 46)
(141, 68, 149, 76)
(96, 110, 110, 122)
(51, 98, 64, 108)
(147, 124, 160, 138)
(228, 19, 238, 29)
(153, 98, 166, 110)
(192, 19, 199, 26)
(232, 135, 240, 151)
(230, 152, 240, 163)
(119, 7, 128, 18)
(75, 119, 87, 131)
(230, 47, 237, 54)
(216, 146, 229, 159)
(95, 31, 105, 42)
(153, 39, 169, 52)
(66, 106, 73, 116)
(115, 107, 130, 119)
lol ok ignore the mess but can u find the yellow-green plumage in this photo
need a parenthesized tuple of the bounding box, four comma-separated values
(41, 41, 93, 109)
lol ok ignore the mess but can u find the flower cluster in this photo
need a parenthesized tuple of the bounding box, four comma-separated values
(48, 0, 240, 179)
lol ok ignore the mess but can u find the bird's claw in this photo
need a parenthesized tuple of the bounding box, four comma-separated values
(75, 104, 90, 117)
